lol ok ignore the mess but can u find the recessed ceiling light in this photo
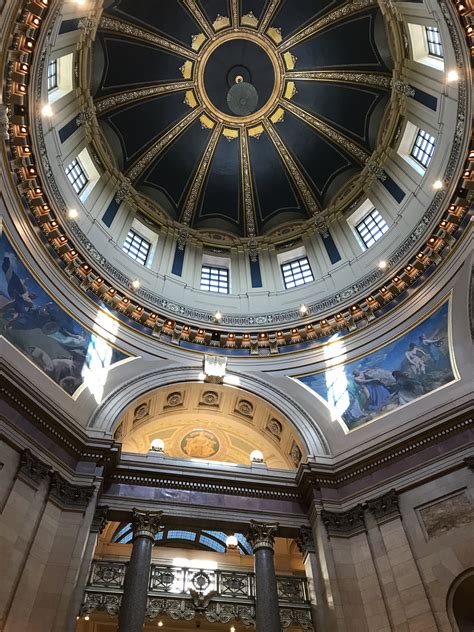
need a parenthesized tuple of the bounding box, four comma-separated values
(131, 279, 140, 289)
(67, 208, 78, 219)
(41, 104, 53, 117)
(214, 310, 222, 321)
(378, 260, 387, 270)
(433, 180, 443, 190)
(299, 304, 308, 314)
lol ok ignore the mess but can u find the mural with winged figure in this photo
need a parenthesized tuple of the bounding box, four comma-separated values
(0, 230, 128, 396)
(296, 301, 455, 430)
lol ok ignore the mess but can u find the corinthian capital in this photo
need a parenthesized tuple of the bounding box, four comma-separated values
(247, 520, 279, 552)
(131, 509, 163, 540)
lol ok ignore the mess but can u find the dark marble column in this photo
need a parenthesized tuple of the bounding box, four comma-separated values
(118, 509, 162, 632)
(248, 520, 281, 632)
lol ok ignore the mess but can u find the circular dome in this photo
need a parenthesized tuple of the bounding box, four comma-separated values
(91, 0, 393, 238)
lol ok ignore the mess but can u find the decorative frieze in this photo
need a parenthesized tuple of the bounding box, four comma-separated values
(48, 471, 94, 510)
(247, 520, 279, 551)
(91, 505, 109, 534)
(296, 525, 315, 556)
(366, 489, 400, 522)
(321, 504, 365, 537)
(17, 448, 50, 487)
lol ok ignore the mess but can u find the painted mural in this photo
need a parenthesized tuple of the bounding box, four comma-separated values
(0, 231, 127, 396)
(296, 302, 455, 430)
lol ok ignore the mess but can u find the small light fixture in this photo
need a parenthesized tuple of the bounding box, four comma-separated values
(41, 104, 53, 117)
(84, 614, 90, 621)
(158, 622, 164, 628)
(433, 180, 443, 190)
(131, 279, 140, 289)
(214, 310, 223, 321)
(230, 627, 236, 632)
(447, 69, 459, 82)
(378, 260, 387, 270)
(67, 208, 78, 219)
(203, 354, 227, 383)
(250, 449, 264, 463)
(150, 438, 165, 453)
(226, 534, 238, 550)
(299, 304, 308, 315)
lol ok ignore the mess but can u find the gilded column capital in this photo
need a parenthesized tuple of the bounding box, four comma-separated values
(247, 520, 279, 552)
(131, 509, 163, 541)
(296, 525, 315, 556)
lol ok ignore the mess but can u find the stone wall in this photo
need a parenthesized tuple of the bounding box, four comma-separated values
(0, 441, 97, 632)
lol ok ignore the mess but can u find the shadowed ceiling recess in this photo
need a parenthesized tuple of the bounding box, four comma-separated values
(93, 0, 393, 238)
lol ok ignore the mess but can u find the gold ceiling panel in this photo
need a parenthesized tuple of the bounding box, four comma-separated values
(94, 82, 195, 115)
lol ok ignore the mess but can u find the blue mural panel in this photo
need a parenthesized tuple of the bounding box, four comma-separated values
(0, 231, 128, 396)
(296, 302, 456, 430)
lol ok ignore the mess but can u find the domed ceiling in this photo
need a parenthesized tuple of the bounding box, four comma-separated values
(92, 0, 393, 238)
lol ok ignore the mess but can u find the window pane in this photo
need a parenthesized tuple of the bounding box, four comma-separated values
(281, 257, 314, 290)
(425, 26, 443, 58)
(64, 158, 88, 194)
(200, 265, 229, 294)
(356, 209, 389, 249)
(410, 129, 436, 168)
(122, 229, 151, 265)
(47, 59, 58, 91)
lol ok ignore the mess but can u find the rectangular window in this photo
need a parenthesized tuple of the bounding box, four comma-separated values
(200, 265, 229, 294)
(122, 229, 151, 265)
(281, 257, 314, 289)
(356, 209, 389, 249)
(425, 26, 443, 58)
(47, 59, 58, 91)
(65, 158, 88, 194)
(410, 129, 436, 168)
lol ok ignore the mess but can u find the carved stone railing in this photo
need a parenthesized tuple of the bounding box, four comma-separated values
(81, 560, 313, 629)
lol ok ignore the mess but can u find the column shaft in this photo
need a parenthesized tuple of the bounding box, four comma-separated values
(254, 547, 281, 632)
(118, 537, 153, 632)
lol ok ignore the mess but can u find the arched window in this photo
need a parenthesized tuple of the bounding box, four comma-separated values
(111, 523, 252, 555)
(447, 569, 474, 631)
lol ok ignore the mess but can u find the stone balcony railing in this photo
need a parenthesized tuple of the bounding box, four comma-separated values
(81, 560, 314, 629)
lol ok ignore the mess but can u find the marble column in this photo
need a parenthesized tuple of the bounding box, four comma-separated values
(118, 509, 162, 632)
(248, 520, 281, 632)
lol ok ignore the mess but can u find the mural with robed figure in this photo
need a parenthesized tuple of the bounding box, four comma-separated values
(295, 301, 456, 430)
(0, 231, 128, 396)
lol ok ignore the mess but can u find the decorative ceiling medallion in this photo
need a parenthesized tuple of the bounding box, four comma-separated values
(195, 29, 283, 127)
(181, 430, 220, 458)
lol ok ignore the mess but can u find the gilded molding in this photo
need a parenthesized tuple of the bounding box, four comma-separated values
(95, 82, 195, 115)
(258, 0, 282, 34)
(181, 0, 214, 38)
(240, 129, 257, 236)
(181, 122, 223, 225)
(99, 15, 198, 60)
(131, 508, 163, 540)
(278, 0, 377, 52)
(247, 520, 279, 551)
(282, 99, 370, 165)
(285, 70, 392, 89)
(263, 119, 320, 214)
(126, 106, 204, 182)
(230, 0, 240, 28)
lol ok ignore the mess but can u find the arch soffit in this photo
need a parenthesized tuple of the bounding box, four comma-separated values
(88, 366, 330, 456)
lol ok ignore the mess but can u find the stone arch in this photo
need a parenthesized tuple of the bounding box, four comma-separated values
(88, 366, 329, 457)
(447, 568, 474, 632)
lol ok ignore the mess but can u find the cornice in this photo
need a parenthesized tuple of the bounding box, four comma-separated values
(0, 0, 472, 355)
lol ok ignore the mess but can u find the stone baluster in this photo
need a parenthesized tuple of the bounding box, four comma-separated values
(117, 509, 163, 632)
(247, 520, 281, 632)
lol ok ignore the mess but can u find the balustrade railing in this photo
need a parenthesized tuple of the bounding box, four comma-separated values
(81, 560, 314, 629)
